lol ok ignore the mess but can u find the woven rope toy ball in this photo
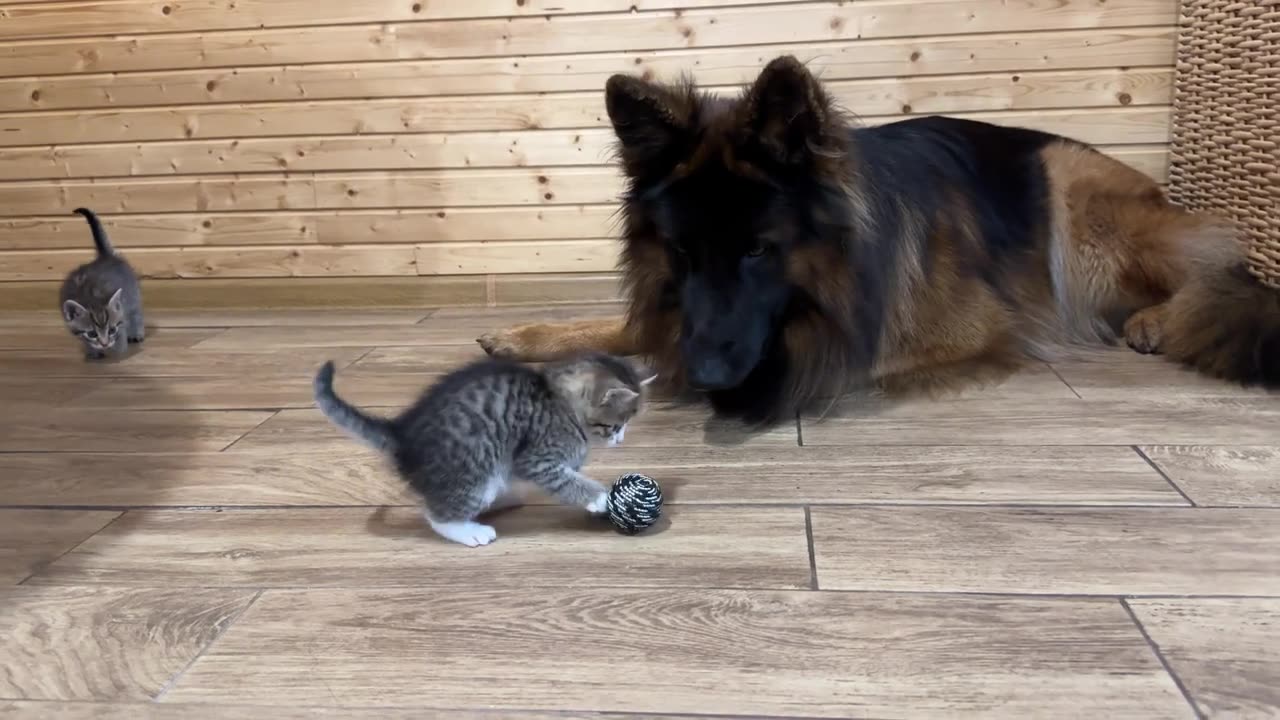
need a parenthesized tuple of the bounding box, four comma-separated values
(606, 473, 663, 535)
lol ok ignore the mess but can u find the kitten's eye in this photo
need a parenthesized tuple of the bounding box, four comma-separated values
(745, 243, 768, 258)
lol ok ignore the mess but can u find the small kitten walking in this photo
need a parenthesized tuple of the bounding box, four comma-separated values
(59, 208, 144, 359)
(314, 354, 653, 547)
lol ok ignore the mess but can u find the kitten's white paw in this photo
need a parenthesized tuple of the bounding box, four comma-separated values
(429, 520, 498, 547)
(585, 492, 609, 515)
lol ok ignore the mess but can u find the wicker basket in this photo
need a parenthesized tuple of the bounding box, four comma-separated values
(1167, 0, 1280, 289)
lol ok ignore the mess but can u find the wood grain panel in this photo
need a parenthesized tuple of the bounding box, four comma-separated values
(0, 0, 1176, 78)
(0, 207, 617, 251)
(226, 401, 800, 453)
(0, 445, 1182, 509)
(0, 451, 407, 508)
(1128, 599, 1280, 719)
(0, 276, 490, 310)
(584, 445, 1183, 506)
(0, 308, 427, 330)
(316, 207, 615, 245)
(0, 109, 1169, 181)
(422, 298, 630, 333)
(0, 0, 803, 39)
(3, 244, 417, 281)
(161, 588, 1186, 716)
(0, 146, 1166, 218)
(0, 168, 625, 216)
(0, 377, 93, 409)
(492, 272, 622, 305)
(0, 326, 218, 350)
(0, 702, 681, 719)
(0, 510, 119, 584)
(0, 409, 273, 452)
(0, 212, 317, 249)
(416, 239, 619, 275)
(1, 28, 1174, 110)
(1141, 446, 1280, 507)
(32, 507, 811, 589)
(1, 278, 540, 314)
(0, 348, 370, 379)
(65, 371, 442, 410)
(810, 507, 1280, 595)
(0, 69, 1172, 146)
(0, 130, 613, 179)
(1050, 349, 1276, 399)
(193, 325, 491, 350)
(202, 302, 623, 347)
(0, 585, 256, 701)
(347, 344, 505, 373)
(800, 397, 1280, 446)
(144, 308, 430, 327)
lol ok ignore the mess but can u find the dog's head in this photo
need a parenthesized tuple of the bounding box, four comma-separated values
(608, 56, 854, 399)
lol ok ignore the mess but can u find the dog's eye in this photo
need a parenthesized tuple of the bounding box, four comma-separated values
(745, 244, 768, 258)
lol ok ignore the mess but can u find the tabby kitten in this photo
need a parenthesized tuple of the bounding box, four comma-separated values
(314, 353, 654, 547)
(59, 208, 144, 359)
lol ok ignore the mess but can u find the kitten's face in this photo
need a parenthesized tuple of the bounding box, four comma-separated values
(551, 354, 657, 447)
(587, 386, 642, 447)
(586, 374, 656, 447)
(63, 289, 124, 352)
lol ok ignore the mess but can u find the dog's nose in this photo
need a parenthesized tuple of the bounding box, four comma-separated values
(685, 354, 736, 390)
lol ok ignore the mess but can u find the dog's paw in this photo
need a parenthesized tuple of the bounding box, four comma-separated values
(1124, 306, 1165, 355)
(477, 331, 520, 358)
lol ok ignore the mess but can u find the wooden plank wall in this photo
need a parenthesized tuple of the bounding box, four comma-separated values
(0, 0, 1178, 307)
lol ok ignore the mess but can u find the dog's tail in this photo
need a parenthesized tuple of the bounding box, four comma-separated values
(313, 361, 397, 452)
(1157, 259, 1280, 386)
(73, 208, 114, 257)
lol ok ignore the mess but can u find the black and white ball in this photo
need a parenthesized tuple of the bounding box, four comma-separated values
(606, 473, 663, 535)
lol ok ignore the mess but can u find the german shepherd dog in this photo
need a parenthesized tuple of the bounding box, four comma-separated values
(479, 55, 1280, 423)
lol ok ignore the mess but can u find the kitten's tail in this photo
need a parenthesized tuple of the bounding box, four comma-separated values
(313, 361, 396, 452)
(73, 208, 114, 257)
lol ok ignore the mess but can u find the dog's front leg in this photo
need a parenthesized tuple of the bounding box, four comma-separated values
(478, 317, 637, 361)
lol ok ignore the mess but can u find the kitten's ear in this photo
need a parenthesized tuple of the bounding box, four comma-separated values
(600, 387, 640, 407)
(738, 55, 835, 167)
(605, 73, 696, 179)
(106, 287, 124, 313)
(62, 299, 87, 322)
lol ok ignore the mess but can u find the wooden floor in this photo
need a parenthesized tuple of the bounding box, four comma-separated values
(1, 303, 1278, 719)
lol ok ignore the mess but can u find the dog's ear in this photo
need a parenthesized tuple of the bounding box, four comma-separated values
(605, 74, 696, 179)
(739, 55, 835, 167)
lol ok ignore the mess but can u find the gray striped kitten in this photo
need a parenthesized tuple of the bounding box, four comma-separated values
(314, 353, 655, 547)
(59, 208, 145, 360)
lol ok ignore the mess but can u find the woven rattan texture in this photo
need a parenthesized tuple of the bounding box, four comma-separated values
(1168, 0, 1280, 288)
